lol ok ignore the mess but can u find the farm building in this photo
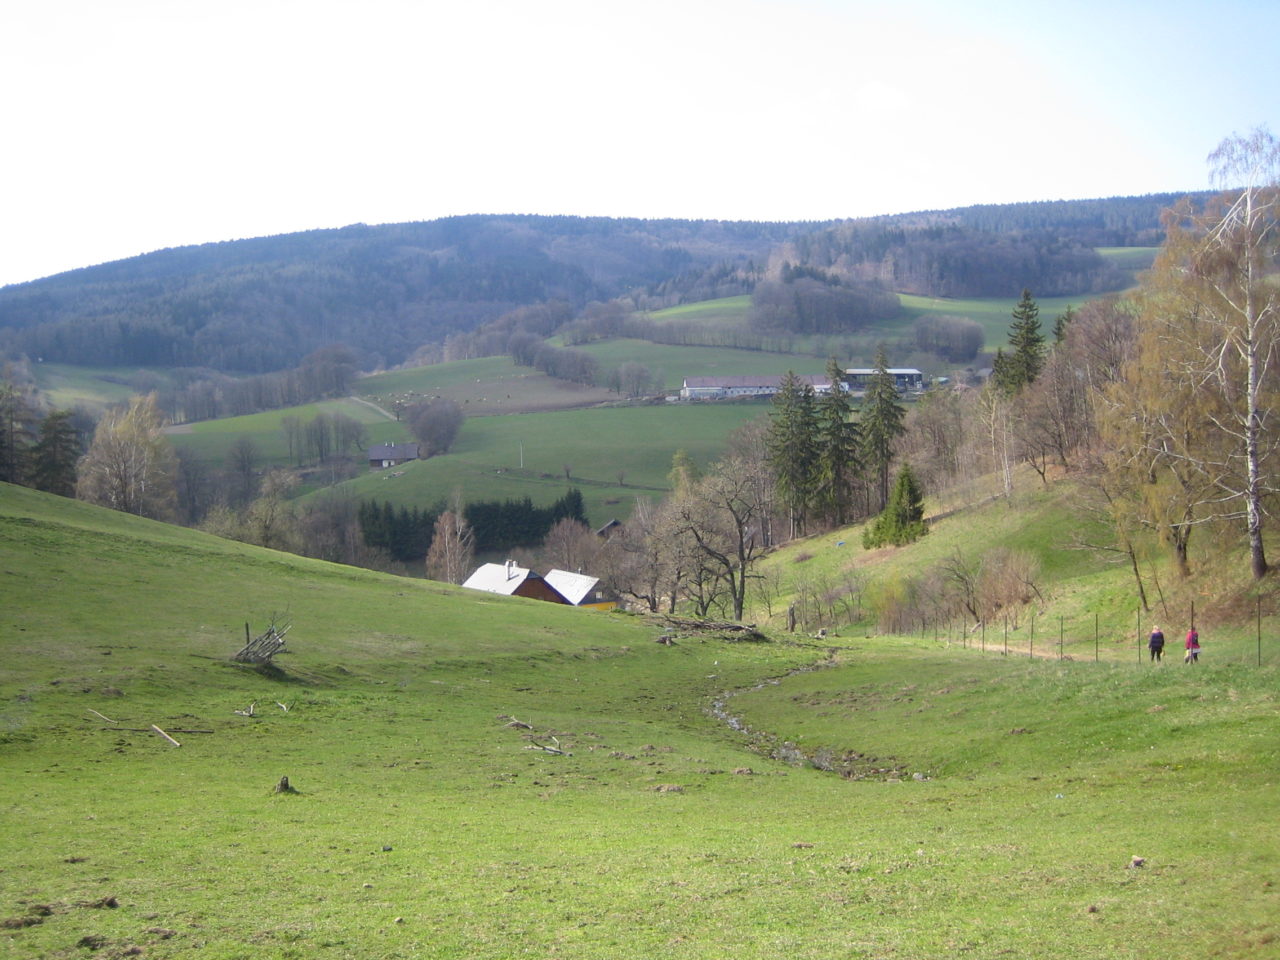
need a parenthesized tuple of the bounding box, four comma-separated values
(367, 442, 420, 469)
(843, 368, 926, 395)
(544, 569, 619, 610)
(462, 560, 569, 604)
(679, 374, 837, 400)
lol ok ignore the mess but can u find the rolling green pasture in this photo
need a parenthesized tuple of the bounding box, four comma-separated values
(328, 403, 770, 524)
(166, 399, 411, 470)
(1098, 245, 1159, 276)
(648, 295, 753, 324)
(29, 364, 170, 412)
(897, 293, 1085, 348)
(3, 483, 1278, 959)
(358, 358, 616, 417)
(576, 339, 828, 392)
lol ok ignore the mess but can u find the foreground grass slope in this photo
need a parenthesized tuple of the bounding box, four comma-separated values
(2, 483, 1277, 959)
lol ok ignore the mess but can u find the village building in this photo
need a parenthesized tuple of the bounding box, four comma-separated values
(461, 560, 569, 604)
(842, 368, 926, 395)
(678, 374, 837, 401)
(367, 442, 420, 469)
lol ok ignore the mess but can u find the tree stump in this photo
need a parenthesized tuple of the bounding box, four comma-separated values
(273, 775, 298, 795)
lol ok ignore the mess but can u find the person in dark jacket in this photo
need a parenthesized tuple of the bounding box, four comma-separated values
(1148, 626, 1165, 661)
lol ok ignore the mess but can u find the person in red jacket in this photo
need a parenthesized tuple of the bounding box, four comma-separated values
(1184, 627, 1200, 664)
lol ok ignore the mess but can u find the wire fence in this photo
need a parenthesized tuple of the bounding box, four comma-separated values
(916, 598, 1277, 667)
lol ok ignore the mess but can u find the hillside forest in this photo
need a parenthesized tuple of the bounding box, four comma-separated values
(1, 129, 1277, 631)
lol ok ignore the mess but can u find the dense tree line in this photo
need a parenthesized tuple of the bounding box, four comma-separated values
(156, 345, 360, 423)
(785, 222, 1127, 298)
(358, 500, 443, 563)
(464, 489, 587, 552)
(0, 378, 88, 496)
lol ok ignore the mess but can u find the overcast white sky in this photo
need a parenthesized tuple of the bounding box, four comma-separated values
(2, 0, 1276, 287)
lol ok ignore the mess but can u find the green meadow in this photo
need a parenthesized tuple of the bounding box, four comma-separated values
(648, 295, 754, 324)
(358, 358, 617, 418)
(575, 340, 828, 393)
(29, 364, 171, 413)
(3, 480, 1278, 959)
(330, 403, 771, 523)
(167, 399, 411, 470)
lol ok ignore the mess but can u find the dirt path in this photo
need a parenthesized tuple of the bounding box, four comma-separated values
(348, 395, 397, 421)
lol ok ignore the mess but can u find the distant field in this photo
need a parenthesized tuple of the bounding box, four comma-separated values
(897, 292, 1086, 346)
(167, 398, 411, 468)
(1097, 245, 1159, 272)
(648, 294, 752, 324)
(29, 363, 167, 411)
(358, 357, 615, 417)
(577, 339, 828, 392)
(329, 402, 770, 524)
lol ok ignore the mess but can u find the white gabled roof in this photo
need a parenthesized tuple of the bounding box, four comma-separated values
(462, 561, 535, 596)
(543, 569, 600, 605)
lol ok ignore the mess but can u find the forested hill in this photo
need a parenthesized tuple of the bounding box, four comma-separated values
(0, 216, 812, 373)
(783, 192, 1212, 299)
(0, 195, 1209, 374)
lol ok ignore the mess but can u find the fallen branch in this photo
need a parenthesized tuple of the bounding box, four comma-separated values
(526, 736, 572, 756)
(88, 709, 118, 724)
(99, 727, 213, 734)
(233, 701, 257, 718)
(150, 724, 181, 747)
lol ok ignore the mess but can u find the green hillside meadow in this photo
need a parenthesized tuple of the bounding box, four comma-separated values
(3, 481, 1278, 959)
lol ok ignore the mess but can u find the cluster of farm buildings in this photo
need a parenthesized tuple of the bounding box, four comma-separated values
(677, 368, 926, 401)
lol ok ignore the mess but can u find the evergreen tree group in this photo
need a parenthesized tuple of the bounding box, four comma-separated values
(765, 355, 899, 532)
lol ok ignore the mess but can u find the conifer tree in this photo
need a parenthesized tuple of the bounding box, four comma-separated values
(814, 356, 861, 526)
(859, 348, 906, 511)
(767, 371, 819, 538)
(862, 463, 927, 549)
(995, 288, 1046, 392)
(29, 409, 81, 497)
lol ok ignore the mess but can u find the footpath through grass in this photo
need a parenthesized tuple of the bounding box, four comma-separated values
(2, 483, 1278, 959)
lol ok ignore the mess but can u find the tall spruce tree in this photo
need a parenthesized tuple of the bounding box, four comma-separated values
(29, 409, 81, 497)
(767, 371, 819, 538)
(995, 288, 1046, 392)
(859, 348, 906, 511)
(814, 356, 861, 526)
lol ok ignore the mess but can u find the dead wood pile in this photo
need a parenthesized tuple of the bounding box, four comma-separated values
(233, 618, 291, 664)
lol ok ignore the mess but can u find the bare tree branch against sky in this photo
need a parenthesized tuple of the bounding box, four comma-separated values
(2, 0, 1276, 286)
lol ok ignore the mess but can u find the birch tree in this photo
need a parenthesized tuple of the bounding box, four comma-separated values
(76, 393, 177, 520)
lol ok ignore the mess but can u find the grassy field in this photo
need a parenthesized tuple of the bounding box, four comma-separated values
(575, 339, 829, 393)
(328, 403, 771, 524)
(896, 292, 1086, 348)
(29, 364, 171, 413)
(166, 399, 412, 470)
(648, 295, 753, 324)
(358, 358, 617, 418)
(3, 482, 1278, 959)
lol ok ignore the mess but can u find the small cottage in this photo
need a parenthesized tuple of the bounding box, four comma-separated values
(368, 442, 420, 469)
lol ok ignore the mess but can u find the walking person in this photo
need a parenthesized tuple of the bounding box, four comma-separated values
(1185, 627, 1200, 663)
(1148, 626, 1165, 662)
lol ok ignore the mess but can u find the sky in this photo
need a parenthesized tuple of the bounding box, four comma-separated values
(2, 0, 1277, 288)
